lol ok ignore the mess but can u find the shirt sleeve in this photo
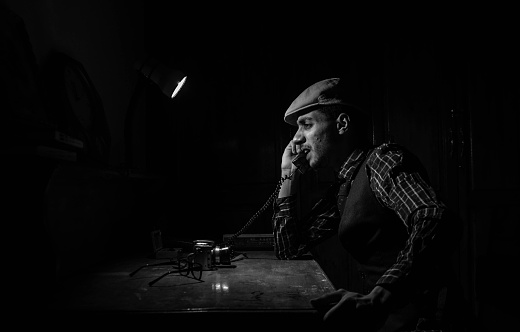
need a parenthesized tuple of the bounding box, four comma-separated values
(367, 144, 448, 287)
(271, 183, 341, 260)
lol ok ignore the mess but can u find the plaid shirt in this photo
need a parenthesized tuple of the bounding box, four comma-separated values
(272, 143, 447, 287)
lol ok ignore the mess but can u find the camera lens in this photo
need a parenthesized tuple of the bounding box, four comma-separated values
(212, 246, 232, 265)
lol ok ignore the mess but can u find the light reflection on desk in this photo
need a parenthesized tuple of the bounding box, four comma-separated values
(211, 281, 229, 293)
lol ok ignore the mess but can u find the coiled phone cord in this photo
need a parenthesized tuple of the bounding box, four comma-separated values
(218, 172, 294, 247)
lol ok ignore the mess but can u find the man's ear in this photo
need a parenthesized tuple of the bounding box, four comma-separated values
(336, 113, 350, 134)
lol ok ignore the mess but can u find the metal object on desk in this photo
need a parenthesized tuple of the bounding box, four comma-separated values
(212, 245, 232, 265)
(191, 239, 232, 269)
(191, 240, 214, 270)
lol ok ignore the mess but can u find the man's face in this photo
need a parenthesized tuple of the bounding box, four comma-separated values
(294, 109, 339, 169)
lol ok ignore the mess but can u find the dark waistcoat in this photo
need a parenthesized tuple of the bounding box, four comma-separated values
(337, 156, 408, 292)
(337, 156, 446, 331)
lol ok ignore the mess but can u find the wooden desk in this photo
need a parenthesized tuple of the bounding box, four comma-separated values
(49, 251, 335, 328)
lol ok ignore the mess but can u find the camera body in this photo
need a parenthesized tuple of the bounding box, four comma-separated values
(191, 240, 232, 270)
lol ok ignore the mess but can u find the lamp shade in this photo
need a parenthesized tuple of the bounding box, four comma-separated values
(136, 57, 187, 98)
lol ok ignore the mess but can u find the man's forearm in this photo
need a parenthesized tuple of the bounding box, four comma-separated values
(278, 169, 300, 198)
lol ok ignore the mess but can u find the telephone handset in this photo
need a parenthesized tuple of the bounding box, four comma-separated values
(291, 150, 310, 174)
(219, 150, 310, 248)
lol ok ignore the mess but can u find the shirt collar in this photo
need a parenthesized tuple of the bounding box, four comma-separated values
(337, 148, 369, 180)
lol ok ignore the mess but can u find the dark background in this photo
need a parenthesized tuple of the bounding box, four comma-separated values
(2, 1, 518, 330)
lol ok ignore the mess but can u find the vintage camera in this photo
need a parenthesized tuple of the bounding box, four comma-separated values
(191, 240, 232, 269)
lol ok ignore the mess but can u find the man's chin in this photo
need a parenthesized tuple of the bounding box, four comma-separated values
(309, 159, 322, 170)
(311, 157, 331, 171)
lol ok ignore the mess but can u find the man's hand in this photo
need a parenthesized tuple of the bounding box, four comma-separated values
(281, 141, 301, 174)
(278, 141, 306, 198)
(310, 286, 392, 329)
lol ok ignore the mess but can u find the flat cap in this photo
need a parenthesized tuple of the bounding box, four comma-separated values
(284, 77, 362, 126)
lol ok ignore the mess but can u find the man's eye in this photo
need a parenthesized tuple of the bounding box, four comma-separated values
(303, 123, 312, 129)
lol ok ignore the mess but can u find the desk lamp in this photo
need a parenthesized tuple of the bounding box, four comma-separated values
(124, 57, 187, 169)
(136, 57, 187, 99)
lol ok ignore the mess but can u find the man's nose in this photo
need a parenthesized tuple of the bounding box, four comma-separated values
(292, 131, 305, 144)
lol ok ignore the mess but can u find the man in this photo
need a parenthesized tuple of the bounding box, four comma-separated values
(272, 78, 462, 331)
